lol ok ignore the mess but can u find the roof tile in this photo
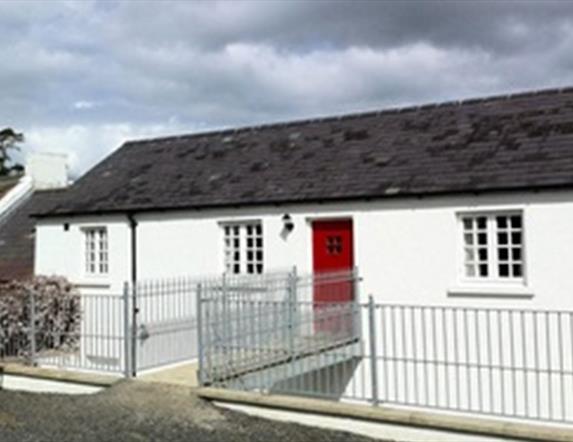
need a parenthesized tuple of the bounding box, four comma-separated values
(36, 87, 573, 216)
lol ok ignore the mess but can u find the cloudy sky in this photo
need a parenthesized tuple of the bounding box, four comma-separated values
(3, 0, 573, 176)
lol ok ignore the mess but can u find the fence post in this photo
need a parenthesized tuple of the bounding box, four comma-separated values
(368, 295, 379, 406)
(131, 282, 138, 377)
(122, 282, 131, 378)
(222, 274, 228, 357)
(287, 266, 297, 359)
(28, 288, 36, 366)
(196, 283, 203, 385)
(352, 267, 361, 339)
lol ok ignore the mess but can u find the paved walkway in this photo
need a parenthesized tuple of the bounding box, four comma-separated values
(139, 361, 199, 387)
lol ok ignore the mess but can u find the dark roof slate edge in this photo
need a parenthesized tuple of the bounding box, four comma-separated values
(32, 182, 570, 219)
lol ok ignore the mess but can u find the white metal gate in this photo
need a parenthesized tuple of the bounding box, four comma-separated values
(130, 278, 199, 374)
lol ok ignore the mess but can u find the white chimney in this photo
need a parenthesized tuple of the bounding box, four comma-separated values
(26, 152, 68, 190)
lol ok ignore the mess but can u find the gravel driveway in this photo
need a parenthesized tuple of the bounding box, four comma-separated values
(0, 381, 388, 442)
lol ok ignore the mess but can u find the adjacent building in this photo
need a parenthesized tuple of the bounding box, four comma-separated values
(0, 152, 67, 282)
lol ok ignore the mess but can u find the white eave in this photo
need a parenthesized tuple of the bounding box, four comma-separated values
(0, 175, 34, 225)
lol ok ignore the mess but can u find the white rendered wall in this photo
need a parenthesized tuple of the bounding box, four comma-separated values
(35, 190, 573, 308)
(35, 215, 131, 294)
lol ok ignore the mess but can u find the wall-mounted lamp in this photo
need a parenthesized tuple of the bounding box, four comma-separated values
(282, 213, 294, 233)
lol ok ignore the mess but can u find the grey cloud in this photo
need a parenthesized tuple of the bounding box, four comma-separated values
(1, 0, 573, 174)
(107, 1, 573, 54)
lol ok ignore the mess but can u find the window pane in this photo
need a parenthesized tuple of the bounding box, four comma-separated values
(510, 216, 522, 228)
(499, 264, 509, 277)
(497, 232, 508, 245)
(512, 248, 521, 260)
(479, 264, 488, 277)
(464, 234, 474, 245)
(463, 218, 473, 230)
(478, 248, 488, 261)
(496, 216, 507, 228)
(477, 217, 486, 229)
(478, 233, 487, 245)
(511, 232, 522, 244)
(464, 248, 474, 261)
(465, 265, 476, 277)
(498, 248, 509, 261)
(513, 264, 522, 277)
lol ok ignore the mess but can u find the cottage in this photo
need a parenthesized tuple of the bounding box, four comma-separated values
(31, 87, 573, 311)
(24, 87, 573, 426)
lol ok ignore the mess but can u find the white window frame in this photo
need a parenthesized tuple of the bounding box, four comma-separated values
(221, 220, 264, 275)
(457, 210, 526, 285)
(83, 227, 109, 276)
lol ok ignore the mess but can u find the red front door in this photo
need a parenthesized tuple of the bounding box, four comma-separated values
(312, 219, 354, 304)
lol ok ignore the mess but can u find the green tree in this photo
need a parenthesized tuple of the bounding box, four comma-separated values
(0, 128, 24, 176)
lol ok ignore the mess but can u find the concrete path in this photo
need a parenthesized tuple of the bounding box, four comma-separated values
(139, 361, 199, 386)
(218, 401, 520, 442)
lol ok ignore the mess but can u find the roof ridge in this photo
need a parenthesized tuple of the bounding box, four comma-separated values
(125, 85, 573, 147)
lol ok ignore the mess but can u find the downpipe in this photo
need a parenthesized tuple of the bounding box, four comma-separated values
(127, 213, 138, 377)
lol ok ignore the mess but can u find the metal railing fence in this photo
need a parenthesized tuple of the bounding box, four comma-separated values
(39, 292, 129, 374)
(371, 302, 573, 424)
(0, 289, 130, 375)
(197, 269, 362, 387)
(200, 292, 573, 425)
(5, 270, 572, 426)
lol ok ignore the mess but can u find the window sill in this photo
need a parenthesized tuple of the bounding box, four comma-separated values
(447, 285, 534, 299)
(73, 278, 111, 289)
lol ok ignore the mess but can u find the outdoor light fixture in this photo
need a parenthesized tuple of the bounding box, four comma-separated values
(282, 213, 294, 233)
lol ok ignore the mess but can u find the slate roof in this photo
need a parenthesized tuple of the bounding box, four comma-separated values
(36, 87, 573, 217)
(0, 190, 67, 281)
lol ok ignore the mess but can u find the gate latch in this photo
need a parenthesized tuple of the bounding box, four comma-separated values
(138, 324, 150, 341)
